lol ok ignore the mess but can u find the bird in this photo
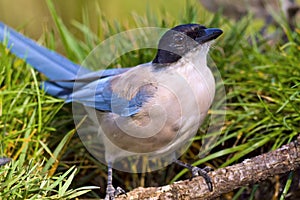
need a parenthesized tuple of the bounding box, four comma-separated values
(199, 0, 300, 31)
(0, 22, 223, 199)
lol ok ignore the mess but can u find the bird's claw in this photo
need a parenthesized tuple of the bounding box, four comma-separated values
(105, 185, 126, 200)
(190, 166, 213, 192)
(115, 187, 126, 196)
(203, 166, 213, 173)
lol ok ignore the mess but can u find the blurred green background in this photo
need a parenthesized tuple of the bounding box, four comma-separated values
(0, 0, 198, 39)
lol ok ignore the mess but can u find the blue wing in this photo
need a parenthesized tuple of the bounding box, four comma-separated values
(66, 72, 156, 117)
(42, 68, 130, 98)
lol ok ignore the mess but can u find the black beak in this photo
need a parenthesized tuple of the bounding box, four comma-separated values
(196, 28, 223, 44)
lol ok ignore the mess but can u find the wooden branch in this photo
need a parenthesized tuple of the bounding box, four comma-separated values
(115, 135, 300, 200)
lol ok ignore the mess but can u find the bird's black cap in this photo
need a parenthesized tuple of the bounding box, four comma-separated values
(153, 24, 223, 64)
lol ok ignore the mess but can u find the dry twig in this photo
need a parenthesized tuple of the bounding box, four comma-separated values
(115, 135, 300, 199)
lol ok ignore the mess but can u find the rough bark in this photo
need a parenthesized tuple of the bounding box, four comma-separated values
(115, 135, 300, 200)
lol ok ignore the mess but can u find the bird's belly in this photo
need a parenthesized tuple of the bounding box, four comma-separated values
(98, 87, 183, 153)
(98, 69, 215, 155)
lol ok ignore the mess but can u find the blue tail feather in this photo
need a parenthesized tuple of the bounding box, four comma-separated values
(0, 22, 91, 81)
(0, 22, 144, 115)
(0, 22, 130, 101)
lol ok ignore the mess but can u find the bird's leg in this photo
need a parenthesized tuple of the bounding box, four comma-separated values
(105, 162, 114, 200)
(174, 159, 213, 191)
(105, 162, 126, 200)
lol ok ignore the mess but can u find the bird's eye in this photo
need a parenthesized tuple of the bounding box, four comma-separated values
(174, 34, 185, 44)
